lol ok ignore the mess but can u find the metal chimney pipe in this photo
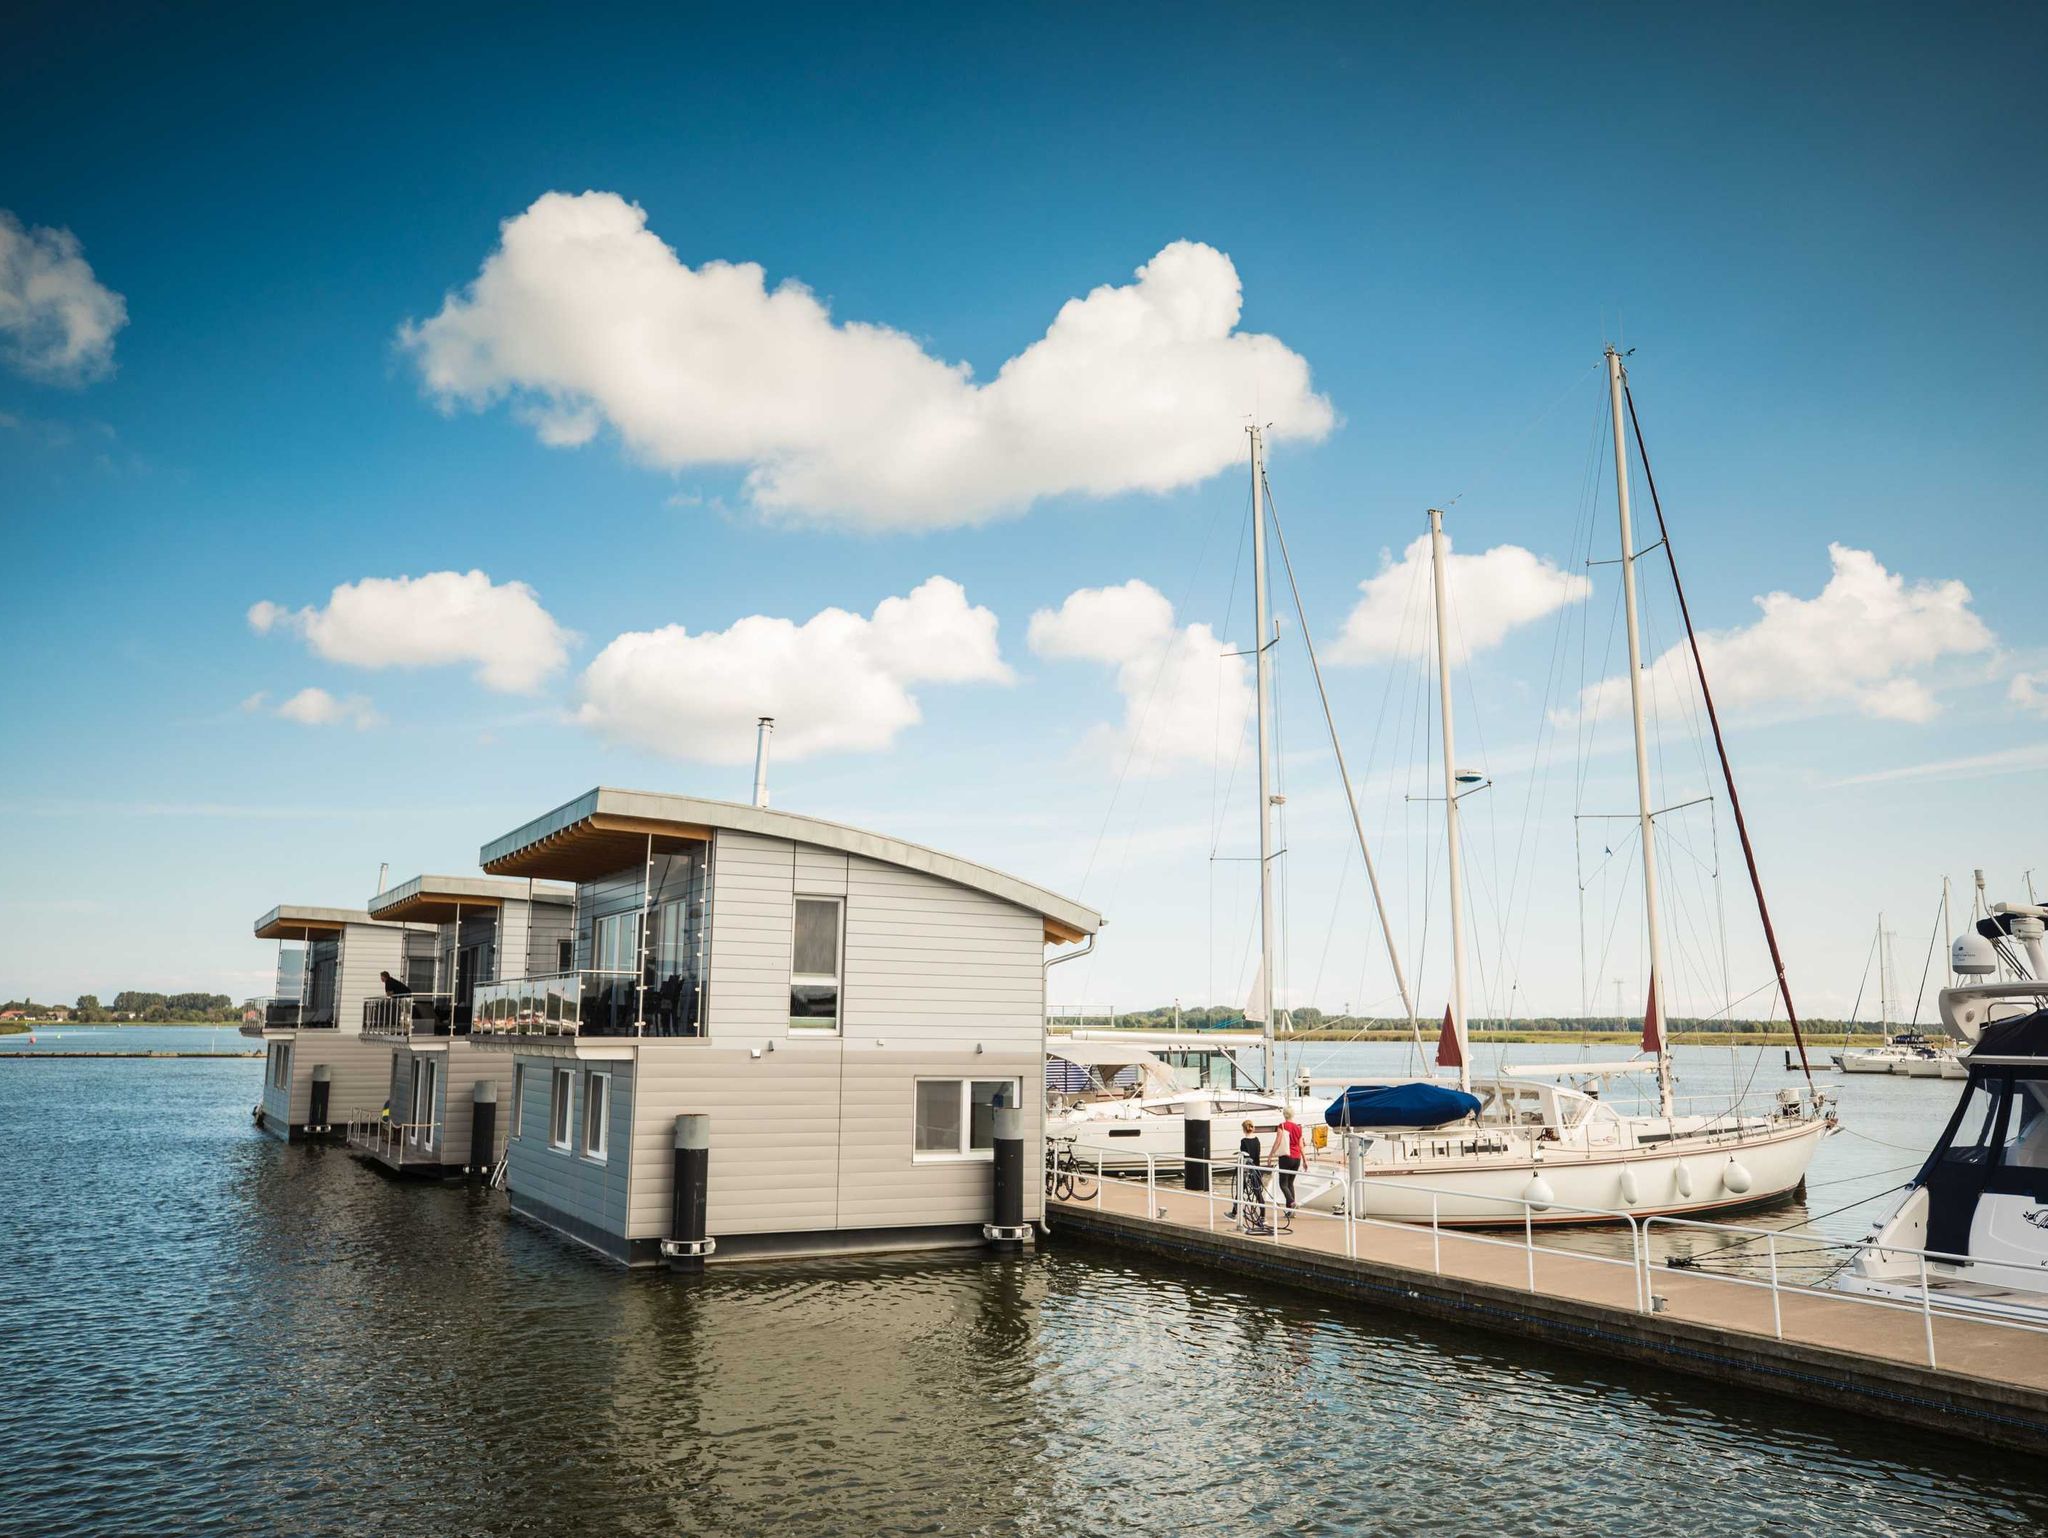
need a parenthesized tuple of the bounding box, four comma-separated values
(752, 717, 775, 808)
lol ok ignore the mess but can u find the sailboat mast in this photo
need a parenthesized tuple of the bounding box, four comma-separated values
(1427, 508, 1473, 1094)
(1249, 426, 1280, 1096)
(1605, 346, 1675, 1118)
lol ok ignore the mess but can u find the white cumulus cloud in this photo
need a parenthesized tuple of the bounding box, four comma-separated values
(1329, 533, 1590, 665)
(1578, 544, 1994, 726)
(1028, 579, 1250, 772)
(576, 576, 1011, 763)
(399, 192, 1334, 530)
(248, 570, 571, 694)
(0, 211, 128, 385)
(2009, 672, 2048, 718)
(274, 687, 380, 730)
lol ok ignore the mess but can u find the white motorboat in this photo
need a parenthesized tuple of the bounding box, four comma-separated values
(1046, 1035, 1293, 1171)
(1901, 1048, 1964, 1079)
(1838, 904, 2048, 1319)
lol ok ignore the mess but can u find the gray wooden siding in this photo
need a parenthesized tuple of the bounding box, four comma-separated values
(625, 1041, 842, 1238)
(287, 1034, 395, 1125)
(338, 921, 408, 1038)
(706, 831, 796, 1040)
(429, 1043, 516, 1166)
(505, 1053, 633, 1236)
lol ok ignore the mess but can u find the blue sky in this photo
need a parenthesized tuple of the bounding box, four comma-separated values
(3, 2, 2044, 1022)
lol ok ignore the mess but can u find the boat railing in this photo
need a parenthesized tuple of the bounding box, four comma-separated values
(1056, 1149, 2048, 1367)
(470, 969, 702, 1040)
(362, 994, 468, 1037)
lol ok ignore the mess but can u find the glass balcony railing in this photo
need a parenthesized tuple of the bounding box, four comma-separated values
(362, 994, 471, 1037)
(261, 998, 335, 1030)
(470, 970, 675, 1039)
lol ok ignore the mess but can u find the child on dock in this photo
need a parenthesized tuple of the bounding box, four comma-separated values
(1237, 1120, 1270, 1235)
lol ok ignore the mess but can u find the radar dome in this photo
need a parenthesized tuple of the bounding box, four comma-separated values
(1953, 930, 1999, 976)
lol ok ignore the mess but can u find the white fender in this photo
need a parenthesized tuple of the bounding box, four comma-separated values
(1722, 1158, 1753, 1195)
(1521, 1174, 1556, 1212)
(1674, 1162, 1694, 1199)
(1617, 1167, 1640, 1206)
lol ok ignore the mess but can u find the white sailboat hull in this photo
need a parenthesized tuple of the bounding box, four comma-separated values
(1310, 1117, 1831, 1226)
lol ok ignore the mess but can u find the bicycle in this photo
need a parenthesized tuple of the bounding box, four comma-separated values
(1044, 1139, 1097, 1203)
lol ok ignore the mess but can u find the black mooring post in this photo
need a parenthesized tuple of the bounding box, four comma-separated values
(1184, 1093, 1212, 1194)
(468, 1081, 497, 1177)
(666, 1114, 711, 1272)
(308, 1064, 331, 1137)
(988, 1106, 1025, 1252)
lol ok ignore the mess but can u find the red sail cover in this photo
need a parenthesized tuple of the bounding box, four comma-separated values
(1642, 976, 1662, 1053)
(1435, 1004, 1463, 1068)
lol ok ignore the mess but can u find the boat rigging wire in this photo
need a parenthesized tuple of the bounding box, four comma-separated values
(1624, 379, 1814, 1088)
(1260, 471, 1421, 1052)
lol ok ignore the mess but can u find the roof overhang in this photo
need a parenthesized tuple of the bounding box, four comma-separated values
(481, 786, 1103, 943)
(368, 873, 576, 925)
(253, 904, 377, 940)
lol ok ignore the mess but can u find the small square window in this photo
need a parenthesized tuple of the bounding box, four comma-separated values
(916, 1078, 1020, 1159)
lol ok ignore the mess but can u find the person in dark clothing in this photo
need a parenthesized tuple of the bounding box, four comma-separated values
(1237, 1119, 1270, 1234)
(379, 970, 411, 997)
(1272, 1106, 1305, 1230)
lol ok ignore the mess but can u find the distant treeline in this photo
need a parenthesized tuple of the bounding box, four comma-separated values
(1, 992, 242, 1022)
(1064, 1004, 1884, 1034)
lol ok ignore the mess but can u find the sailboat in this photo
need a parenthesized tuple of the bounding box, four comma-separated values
(1281, 347, 1837, 1225)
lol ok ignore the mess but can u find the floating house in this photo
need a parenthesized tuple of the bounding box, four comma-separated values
(467, 787, 1101, 1265)
(348, 874, 577, 1177)
(247, 904, 432, 1141)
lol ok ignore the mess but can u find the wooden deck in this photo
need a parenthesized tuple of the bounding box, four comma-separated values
(1051, 1177, 2048, 1448)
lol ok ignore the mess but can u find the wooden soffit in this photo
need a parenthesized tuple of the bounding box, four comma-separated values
(483, 812, 712, 882)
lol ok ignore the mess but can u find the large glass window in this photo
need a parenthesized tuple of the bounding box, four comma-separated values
(302, 938, 340, 1027)
(790, 897, 843, 1032)
(915, 1078, 1019, 1158)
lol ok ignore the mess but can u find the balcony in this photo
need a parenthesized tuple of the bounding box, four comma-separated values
(255, 998, 336, 1031)
(470, 969, 702, 1040)
(362, 994, 470, 1038)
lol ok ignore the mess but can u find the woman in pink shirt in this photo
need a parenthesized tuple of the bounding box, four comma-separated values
(1272, 1109, 1304, 1228)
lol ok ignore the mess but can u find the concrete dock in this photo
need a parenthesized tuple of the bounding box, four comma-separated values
(1050, 1178, 2048, 1451)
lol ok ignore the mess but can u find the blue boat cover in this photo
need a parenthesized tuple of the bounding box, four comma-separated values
(1324, 1082, 1482, 1129)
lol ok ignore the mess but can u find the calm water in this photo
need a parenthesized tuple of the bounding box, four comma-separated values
(0, 1023, 257, 1053)
(1, 1052, 2040, 1537)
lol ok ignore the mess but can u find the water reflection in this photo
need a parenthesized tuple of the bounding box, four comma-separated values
(0, 1058, 2042, 1537)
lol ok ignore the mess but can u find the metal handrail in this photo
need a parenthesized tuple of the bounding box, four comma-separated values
(1054, 1152, 2048, 1356)
(362, 994, 461, 1037)
(344, 1112, 442, 1161)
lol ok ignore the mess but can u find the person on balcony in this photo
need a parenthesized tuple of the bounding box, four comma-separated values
(379, 970, 411, 997)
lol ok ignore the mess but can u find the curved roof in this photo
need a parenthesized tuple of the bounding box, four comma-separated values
(254, 904, 388, 940)
(368, 873, 576, 924)
(480, 786, 1102, 942)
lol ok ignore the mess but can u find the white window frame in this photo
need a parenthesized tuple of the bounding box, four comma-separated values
(788, 894, 845, 1035)
(269, 1042, 292, 1090)
(912, 1077, 1022, 1161)
(411, 1058, 438, 1150)
(511, 1063, 525, 1139)
(582, 1070, 610, 1162)
(549, 1067, 573, 1151)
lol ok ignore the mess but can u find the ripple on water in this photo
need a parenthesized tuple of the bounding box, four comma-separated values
(0, 1059, 2042, 1537)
